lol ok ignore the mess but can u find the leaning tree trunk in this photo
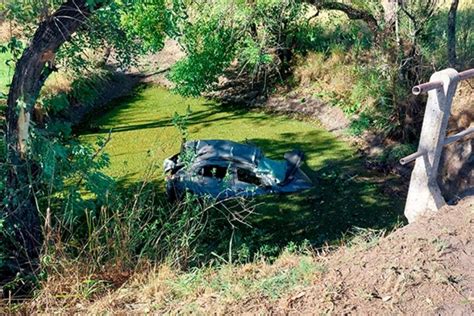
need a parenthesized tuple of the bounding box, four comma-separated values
(447, 0, 459, 66)
(3, 0, 94, 278)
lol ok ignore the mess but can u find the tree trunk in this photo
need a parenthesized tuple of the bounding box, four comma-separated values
(447, 0, 459, 66)
(381, 0, 397, 28)
(381, 0, 400, 46)
(3, 0, 94, 279)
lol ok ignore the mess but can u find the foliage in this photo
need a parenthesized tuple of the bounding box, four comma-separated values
(0, 122, 114, 279)
(0, 136, 6, 270)
(376, 142, 418, 165)
(168, 0, 312, 95)
(1, 0, 64, 35)
(234, 0, 305, 77)
(168, 12, 239, 96)
(2, 0, 465, 299)
(1, 0, 173, 273)
(117, 0, 168, 53)
(167, 0, 472, 144)
(2, 0, 169, 74)
(422, 7, 474, 68)
(171, 106, 191, 143)
(54, 183, 255, 268)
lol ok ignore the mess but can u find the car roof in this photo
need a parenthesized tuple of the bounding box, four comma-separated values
(183, 140, 262, 165)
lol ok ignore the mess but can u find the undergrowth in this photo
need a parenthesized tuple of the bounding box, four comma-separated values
(0, 222, 393, 313)
(291, 5, 473, 163)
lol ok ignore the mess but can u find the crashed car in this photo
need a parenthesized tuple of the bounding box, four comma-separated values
(163, 140, 313, 200)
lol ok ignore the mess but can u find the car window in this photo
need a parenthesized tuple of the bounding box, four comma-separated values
(236, 168, 261, 186)
(198, 165, 229, 179)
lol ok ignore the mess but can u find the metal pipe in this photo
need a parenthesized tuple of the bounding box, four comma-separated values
(402, 127, 474, 165)
(411, 68, 473, 95)
(459, 68, 474, 81)
(400, 150, 426, 165)
(412, 81, 443, 95)
(444, 127, 474, 146)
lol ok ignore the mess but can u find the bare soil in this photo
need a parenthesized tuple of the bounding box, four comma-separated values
(265, 92, 350, 135)
(232, 196, 474, 314)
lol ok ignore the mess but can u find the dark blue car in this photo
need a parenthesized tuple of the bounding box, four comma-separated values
(164, 140, 313, 200)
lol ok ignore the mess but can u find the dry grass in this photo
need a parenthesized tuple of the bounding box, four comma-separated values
(292, 51, 358, 106)
(16, 249, 326, 314)
(4, 197, 473, 314)
(0, 21, 21, 43)
(42, 72, 73, 96)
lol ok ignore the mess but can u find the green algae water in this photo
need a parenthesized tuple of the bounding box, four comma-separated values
(80, 85, 404, 247)
(0, 49, 13, 94)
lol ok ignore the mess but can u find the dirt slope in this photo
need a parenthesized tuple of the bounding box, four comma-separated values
(71, 197, 473, 315)
(250, 196, 474, 314)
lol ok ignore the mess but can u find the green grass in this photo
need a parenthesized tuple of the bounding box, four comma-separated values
(80, 85, 405, 249)
(0, 48, 12, 121)
(0, 48, 13, 94)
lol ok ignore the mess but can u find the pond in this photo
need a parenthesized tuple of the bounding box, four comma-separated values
(80, 85, 405, 250)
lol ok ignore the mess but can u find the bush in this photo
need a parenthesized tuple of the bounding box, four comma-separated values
(377, 143, 417, 165)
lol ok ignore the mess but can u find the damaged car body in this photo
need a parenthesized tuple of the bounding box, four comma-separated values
(164, 140, 313, 200)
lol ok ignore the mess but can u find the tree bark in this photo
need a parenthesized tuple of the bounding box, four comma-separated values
(447, 0, 459, 66)
(3, 0, 94, 279)
(381, 0, 397, 28)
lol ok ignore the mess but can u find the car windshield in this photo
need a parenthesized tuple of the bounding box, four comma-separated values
(256, 157, 287, 183)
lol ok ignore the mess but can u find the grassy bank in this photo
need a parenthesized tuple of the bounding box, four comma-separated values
(20, 197, 472, 314)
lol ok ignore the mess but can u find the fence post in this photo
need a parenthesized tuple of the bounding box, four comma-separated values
(404, 68, 459, 223)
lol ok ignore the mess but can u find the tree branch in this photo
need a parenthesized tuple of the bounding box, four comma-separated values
(304, 0, 379, 35)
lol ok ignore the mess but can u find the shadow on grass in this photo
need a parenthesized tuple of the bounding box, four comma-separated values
(80, 85, 406, 258)
(232, 137, 405, 251)
(81, 101, 272, 136)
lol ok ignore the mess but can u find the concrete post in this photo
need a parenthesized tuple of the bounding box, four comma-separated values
(404, 68, 459, 223)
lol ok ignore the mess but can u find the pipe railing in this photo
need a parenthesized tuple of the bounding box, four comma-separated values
(444, 127, 474, 146)
(411, 68, 474, 95)
(412, 81, 443, 95)
(400, 127, 474, 165)
(402, 68, 474, 165)
(400, 150, 426, 165)
(401, 68, 473, 223)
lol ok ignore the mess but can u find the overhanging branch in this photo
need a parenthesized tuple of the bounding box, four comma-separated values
(303, 0, 379, 34)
